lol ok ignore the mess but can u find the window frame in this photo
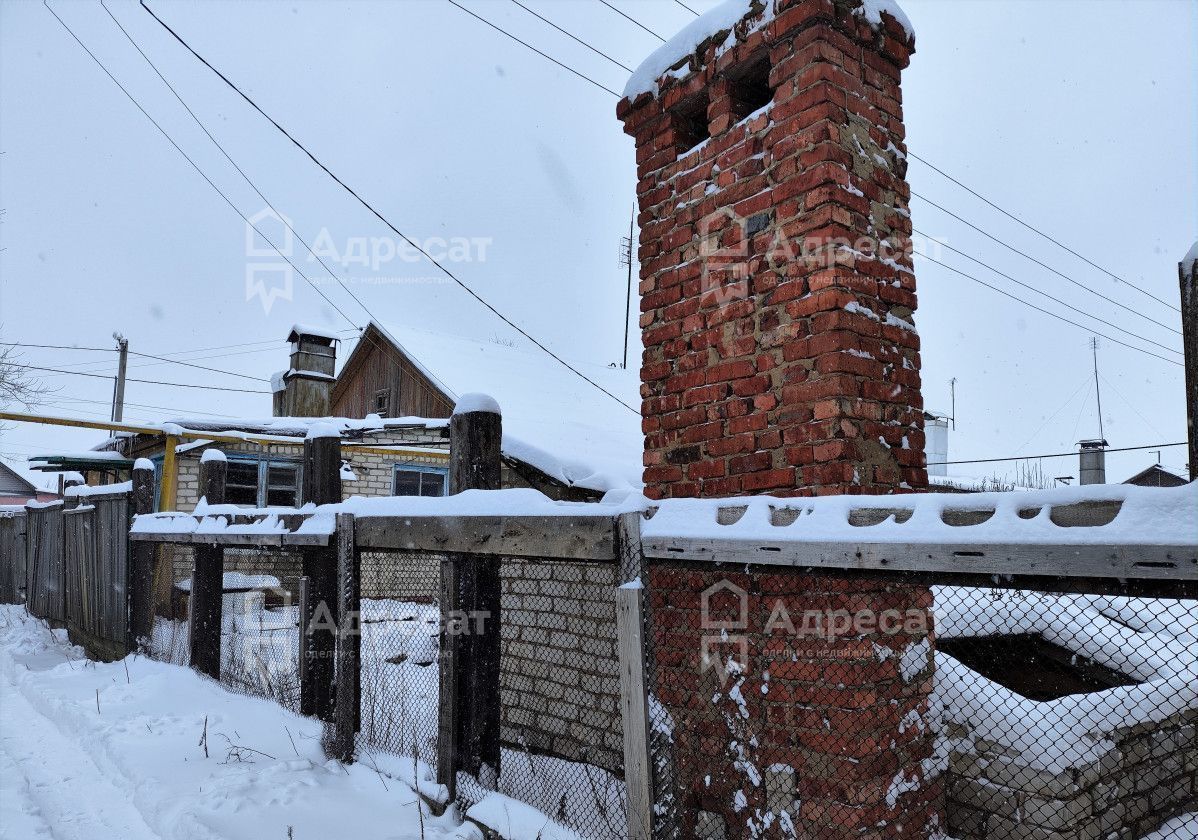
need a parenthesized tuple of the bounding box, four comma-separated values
(374, 388, 390, 418)
(391, 464, 449, 497)
(224, 453, 304, 508)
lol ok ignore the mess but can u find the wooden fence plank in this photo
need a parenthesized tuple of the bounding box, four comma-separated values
(354, 515, 615, 560)
(615, 512, 653, 840)
(640, 538, 1197, 582)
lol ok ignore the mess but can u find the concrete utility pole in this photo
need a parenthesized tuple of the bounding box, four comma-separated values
(1181, 250, 1198, 478)
(111, 333, 128, 422)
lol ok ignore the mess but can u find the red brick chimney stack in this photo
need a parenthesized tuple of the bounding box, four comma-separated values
(619, 0, 926, 501)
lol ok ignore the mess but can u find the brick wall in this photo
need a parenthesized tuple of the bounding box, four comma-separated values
(618, 2, 942, 835)
(619, 0, 926, 500)
(946, 707, 1197, 840)
(499, 558, 624, 775)
(650, 564, 940, 838)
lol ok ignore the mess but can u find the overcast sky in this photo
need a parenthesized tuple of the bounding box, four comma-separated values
(2, 0, 1195, 491)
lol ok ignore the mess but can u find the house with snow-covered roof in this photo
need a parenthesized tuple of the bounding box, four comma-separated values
(329, 321, 643, 496)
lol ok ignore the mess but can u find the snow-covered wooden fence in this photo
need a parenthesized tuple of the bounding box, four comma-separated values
(0, 485, 136, 660)
(127, 476, 1197, 840)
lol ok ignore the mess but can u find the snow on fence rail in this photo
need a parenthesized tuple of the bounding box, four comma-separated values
(129, 482, 1198, 591)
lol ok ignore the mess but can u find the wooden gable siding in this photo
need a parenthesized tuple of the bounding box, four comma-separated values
(331, 331, 453, 420)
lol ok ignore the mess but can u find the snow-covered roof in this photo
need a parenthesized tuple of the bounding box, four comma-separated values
(363, 322, 643, 492)
(287, 322, 340, 343)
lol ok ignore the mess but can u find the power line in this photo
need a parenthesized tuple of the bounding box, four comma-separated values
(509, 0, 632, 72)
(596, 0, 665, 41)
(928, 441, 1186, 467)
(1, 341, 270, 382)
(10, 363, 270, 394)
(444, 0, 620, 96)
(909, 152, 1179, 313)
(915, 251, 1184, 367)
(42, 0, 364, 333)
(141, 0, 638, 415)
(912, 232, 1182, 357)
(100, 0, 380, 329)
(913, 191, 1181, 336)
(40, 392, 237, 419)
(103, 0, 411, 386)
(623, 0, 1185, 327)
(403, 0, 1187, 373)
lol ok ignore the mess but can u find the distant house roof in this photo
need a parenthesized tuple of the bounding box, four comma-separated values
(337, 321, 644, 493)
(1122, 464, 1188, 488)
(0, 461, 38, 498)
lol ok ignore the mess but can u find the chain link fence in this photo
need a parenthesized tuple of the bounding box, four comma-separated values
(356, 549, 441, 775)
(451, 556, 628, 840)
(642, 567, 1196, 840)
(933, 586, 1196, 840)
(148, 546, 305, 713)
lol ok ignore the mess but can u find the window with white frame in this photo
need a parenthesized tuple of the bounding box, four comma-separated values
(392, 464, 447, 497)
(224, 455, 302, 507)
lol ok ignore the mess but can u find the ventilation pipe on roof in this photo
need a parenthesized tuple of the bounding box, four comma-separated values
(280, 325, 338, 417)
(1078, 439, 1108, 485)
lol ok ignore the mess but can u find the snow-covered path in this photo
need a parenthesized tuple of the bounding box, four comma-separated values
(0, 606, 472, 840)
(0, 654, 160, 840)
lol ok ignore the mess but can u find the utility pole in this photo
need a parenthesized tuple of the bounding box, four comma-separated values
(1180, 249, 1198, 479)
(112, 333, 128, 422)
(1090, 337, 1104, 441)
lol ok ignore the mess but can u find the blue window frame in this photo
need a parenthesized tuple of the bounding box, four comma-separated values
(392, 464, 448, 497)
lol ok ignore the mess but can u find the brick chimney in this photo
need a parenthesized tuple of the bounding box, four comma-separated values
(620, 0, 926, 501)
(619, 3, 941, 837)
(279, 325, 337, 417)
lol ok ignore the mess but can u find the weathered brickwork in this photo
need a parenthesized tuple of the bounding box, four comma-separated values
(619, 0, 925, 500)
(618, 1, 941, 835)
(649, 563, 940, 838)
(946, 708, 1198, 840)
(499, 558, 624, 775)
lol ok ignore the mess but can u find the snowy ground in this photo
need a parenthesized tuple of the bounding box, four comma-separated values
(0, 605, 473, 840)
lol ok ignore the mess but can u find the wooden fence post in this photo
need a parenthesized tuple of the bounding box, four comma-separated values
(437, 396, 503, 799)
(129, 460, 156, 650)
(189, 450, 226, 679)
(616, 512, 654, 840)
(300, 430, 342, 721)
(327, 512, 359, 762)
(1180, 255, 1198, 478)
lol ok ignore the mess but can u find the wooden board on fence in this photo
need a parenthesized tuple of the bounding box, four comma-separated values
(130, 531, 329, 547)
(61, 496, 131, 661)
(353, 515, 615, 561)
(640, 537, 1198, 582)
(0, 513, 28, 604)
(615, 513, 653, 840)
(25, 503, 66, 626)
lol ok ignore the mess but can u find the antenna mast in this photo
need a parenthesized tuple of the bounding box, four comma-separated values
(619, 205, 635, 369)
(1091, 337, 1105, 440)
